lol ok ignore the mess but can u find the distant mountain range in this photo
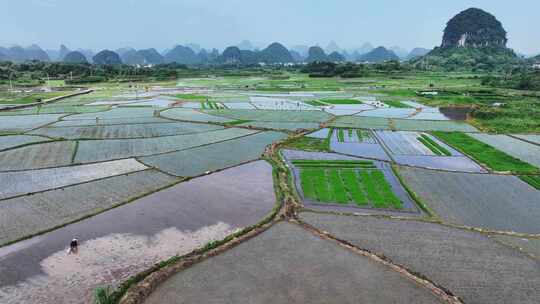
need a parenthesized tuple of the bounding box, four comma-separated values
(0, 42, 433, 65)
(358, 47, 399, 63)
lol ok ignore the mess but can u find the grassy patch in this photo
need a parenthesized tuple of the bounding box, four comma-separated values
(226, 119, 253, 125)
(283, 136, 330, 152)
(432, 131, 538, 173)
(519, 175, 540, 190)
(320, 98, 362, 105)
(417, 134, 451, 156)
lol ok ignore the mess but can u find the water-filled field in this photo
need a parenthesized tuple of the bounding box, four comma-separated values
(0, 76, 538, 304)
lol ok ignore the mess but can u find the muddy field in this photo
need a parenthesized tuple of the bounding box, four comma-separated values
(0, 161, 276, 304)
(300, 212, 540, 304)
(145, 222, 446, 304)
(397, 166, 540, 234)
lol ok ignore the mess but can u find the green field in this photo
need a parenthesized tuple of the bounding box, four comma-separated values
(418, 134, 451, 156)
(295, 160, 402, 209)
(320, 98, 362, 105)
(432, 131, 538, 173)
(283, 136, 330, 152)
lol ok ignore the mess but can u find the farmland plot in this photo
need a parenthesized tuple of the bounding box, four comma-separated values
(490, 235, 540, 259)
(140, 131, 286, 177)
(330, 116, 392, 130)
(239, 121, 319, 131)
(0, 114, 63, 132)
(306, 128, 331, 139)
(397, 166, 540, 234)
(512, 134, 540, 145)
(203, 109, 332, 123)
(74, 128, 257, 163)
(0, 135, 51, 151)
(468, 133, 540, 168)
(8, 105, 111, 115)
(0, 141, 75, 171)
(0, 170, 175, 246)
(330, 130, 390, 161)
(121, 98, 175, 108)
(292, 160, 416, 211)
(29, 122, 223, 139)
(160, 108, 234, 123)
(222, 102, 256, 109)
(407, 109, 449, 121)
(392, 119, 478, 132)
(300, 213, 540, 304)
(0, 161, 274, 304)
(281, 149, 364, 162)
(375, 131, 457, 156)
(357, 108, 417, 119)
(374, 131, 483, 171)
(0, 159, 147, 200)
(249, 96, 318, 111)
(51, 116, 170, 127)
(433, 132, 538, 173)
(63, 107, 156, 120)
(144, 222, 445, 304)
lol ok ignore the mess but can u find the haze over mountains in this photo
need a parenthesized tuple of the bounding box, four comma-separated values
(0, 40, 431, 65)
(1, 8, 537, 67)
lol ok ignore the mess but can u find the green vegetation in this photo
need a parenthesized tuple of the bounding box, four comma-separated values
(519, 175, 540, 190)
(174, 94, 209, 100)
(283, 136, 330, 152)
(201, 101, 225, 109)
(337, 128, 345, 142)
(304, 100, 327, 106)
(0, 91, 73, 104)
(295, 160, 402, 209)
(382, 100, 412, 108)
(291, 160, 375, 168)
(418, 134, 452, 156)
(433, 131, 538, 173)
(321, 98, 362, 105)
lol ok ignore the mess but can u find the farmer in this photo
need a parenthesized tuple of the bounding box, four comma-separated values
(68, 238, 79, 254)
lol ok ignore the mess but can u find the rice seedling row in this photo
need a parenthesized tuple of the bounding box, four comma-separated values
(417, 134, 451, 156)
(138, 131, 286, 177)
(0, 141, 76, 171)
(432, 131, 538, 173)
(0, 159, 147, 200)
(0, 170, 176, 246)
(294, 160, 403, 209)
(519, 175, 540, 190)
(74, 128, 257, 163)
(468, 133, 540, 168)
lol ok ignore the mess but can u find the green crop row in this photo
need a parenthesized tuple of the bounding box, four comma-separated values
(519, 175, 540, 190)
(418, 134, 451, 156)
(337, 128, 345, 142)
(432, 131, 538, 174)
(298, 166, 402, 209)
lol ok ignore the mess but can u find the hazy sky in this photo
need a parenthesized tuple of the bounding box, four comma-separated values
(1, 0, 538, 55)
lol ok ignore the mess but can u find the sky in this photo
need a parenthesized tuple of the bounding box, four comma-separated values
(1, 0, 538, 55)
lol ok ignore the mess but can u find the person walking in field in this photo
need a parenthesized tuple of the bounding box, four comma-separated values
(68, 238, 79, 254)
